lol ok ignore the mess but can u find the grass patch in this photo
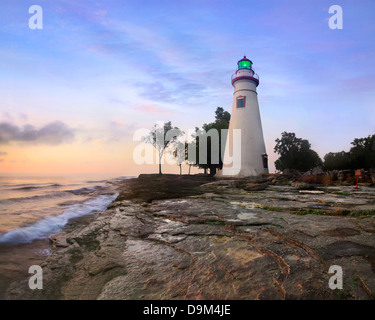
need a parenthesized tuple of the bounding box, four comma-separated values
(333, 191, 351, 196)
(352, 277, 358, 286)
(349, 209, 375, 216)
(292, 209, 325, 215)
(206, 219, 226, 226)
(258, 204, 375, 217)
(258, 206, 283, 212)
(215, 221, 226, 226)
(115, 174, 214, 203)
(293, 208, 374, 217)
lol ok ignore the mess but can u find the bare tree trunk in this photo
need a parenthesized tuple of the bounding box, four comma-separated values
(209, 166, 216, 176)
(179, 164, 182, 175)
(188, 164, 191, 175)
(158, 153, 162, 174)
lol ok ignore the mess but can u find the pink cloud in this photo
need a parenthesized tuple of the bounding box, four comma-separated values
(110, 120, 125, 127)
(138, 104, 173, 114)
(339, 75, 375, 92)
(94, 10, 108, 17)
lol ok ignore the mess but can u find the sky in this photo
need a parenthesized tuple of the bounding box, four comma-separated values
(0, 0, 374, 176)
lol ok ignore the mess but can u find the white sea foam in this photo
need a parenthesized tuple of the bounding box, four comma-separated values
(0, 193, 118, 245)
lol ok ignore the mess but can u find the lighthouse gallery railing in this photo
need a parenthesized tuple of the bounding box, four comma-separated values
(231, 72, 259, 82)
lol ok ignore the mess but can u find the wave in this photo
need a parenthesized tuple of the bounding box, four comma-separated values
(11, 183, 62, 191)
(0, 185, 109, 203)
(0, 191, 71, 203)
(0, 193, 118, 245)
(66, 185, 107, 195)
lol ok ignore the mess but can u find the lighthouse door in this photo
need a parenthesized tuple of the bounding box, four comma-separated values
(262, 154, 268, 169)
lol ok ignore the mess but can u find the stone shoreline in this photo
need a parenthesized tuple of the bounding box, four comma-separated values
(5, 174, 375, 299)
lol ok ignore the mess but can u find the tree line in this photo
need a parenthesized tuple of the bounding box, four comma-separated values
(146, 108, 374, 174)
(146, 107, 230, 175)
(274, 132, 375, 172)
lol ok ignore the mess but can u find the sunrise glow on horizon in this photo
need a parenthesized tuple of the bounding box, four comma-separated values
(1, 0, 374, 177)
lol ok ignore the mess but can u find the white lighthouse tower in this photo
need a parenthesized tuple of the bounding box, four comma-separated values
(221, 56, 268, 177)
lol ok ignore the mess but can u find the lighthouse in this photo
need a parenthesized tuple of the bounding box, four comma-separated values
(220, 56, 268, 177)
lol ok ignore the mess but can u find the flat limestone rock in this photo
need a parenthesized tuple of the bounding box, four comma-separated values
(299, 190, 325, 194)
(5, 176, 375, 300)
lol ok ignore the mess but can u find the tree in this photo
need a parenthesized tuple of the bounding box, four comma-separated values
(274, 132, 323, 172)
(193, 107, 230, 176)
(349, 135, 375, 169)
(173, 140, 187, 175)
(322, 134, 375, 170)
(185, 127, 199, 175)
(146, 121, 182, 174)
(323, 151, 351, 171)
(215, 107, 231, 123)
(185, 139, 195, 175)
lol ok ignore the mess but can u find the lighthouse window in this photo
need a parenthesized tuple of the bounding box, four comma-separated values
(237, 96, 245, 108)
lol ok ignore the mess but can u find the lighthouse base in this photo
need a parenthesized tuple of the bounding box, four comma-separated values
(216, 167, 269, 178)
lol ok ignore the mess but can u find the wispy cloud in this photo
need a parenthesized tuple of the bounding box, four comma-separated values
(106, 120, 137, 143)
(82, 120, 138, 145)
(1, 0, 375, 175)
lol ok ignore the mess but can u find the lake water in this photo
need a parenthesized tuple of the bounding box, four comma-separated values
(0, 175, 126, 298)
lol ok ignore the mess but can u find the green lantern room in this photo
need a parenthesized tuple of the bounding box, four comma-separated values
(237, 56, 252, 70)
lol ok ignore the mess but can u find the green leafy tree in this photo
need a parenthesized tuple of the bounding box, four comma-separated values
(193, 107, 230, 176)
(274, 132, 322, 172)
(323, 151, 351, 170)
(214, 107, 231, 123)
(323, 134, 375, 170)
(349, 135, 375, 169)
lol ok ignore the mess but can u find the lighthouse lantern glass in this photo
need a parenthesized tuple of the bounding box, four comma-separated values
(238, 60, 251, 70)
